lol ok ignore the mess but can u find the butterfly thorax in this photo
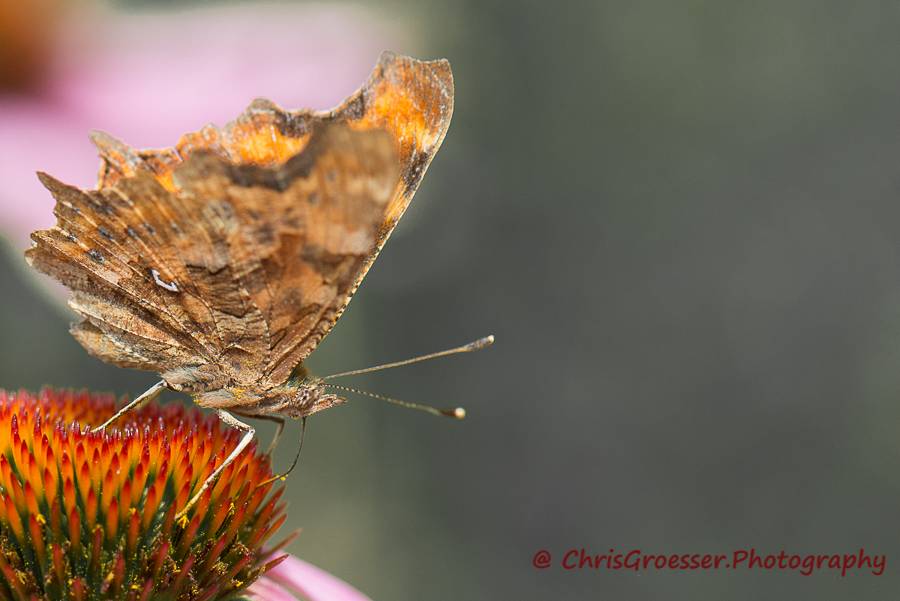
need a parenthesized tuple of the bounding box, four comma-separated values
(192, 370, 343, 419)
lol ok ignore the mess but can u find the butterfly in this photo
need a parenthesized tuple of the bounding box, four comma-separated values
(25, 52, 492, 519)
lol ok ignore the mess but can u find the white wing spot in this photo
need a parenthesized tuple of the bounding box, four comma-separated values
(151, 269, 179, 292)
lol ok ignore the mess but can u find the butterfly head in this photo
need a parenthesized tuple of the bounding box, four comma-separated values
(277, 372, 345, 419)
(257, 376, 345, 419)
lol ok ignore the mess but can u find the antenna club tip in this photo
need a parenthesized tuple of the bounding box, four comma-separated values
(440, 407, 466, 419)
(470, 335, 495, 350)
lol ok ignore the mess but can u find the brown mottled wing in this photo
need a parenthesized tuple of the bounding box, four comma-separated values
(28, 124, 398, 391)
(26, 52, 453, 390)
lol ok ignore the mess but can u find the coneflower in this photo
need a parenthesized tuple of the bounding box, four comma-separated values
(0, 388, 287, 601)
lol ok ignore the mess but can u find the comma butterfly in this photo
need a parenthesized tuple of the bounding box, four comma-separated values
(25, 52, 492, 518)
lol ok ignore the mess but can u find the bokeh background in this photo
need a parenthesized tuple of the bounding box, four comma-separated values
(3, 0, 900, 598)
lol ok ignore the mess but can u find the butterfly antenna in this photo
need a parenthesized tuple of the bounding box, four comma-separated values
(327, 383, 466, 419)
(323, 335, 494, 380)
(258, 417, 307, 488)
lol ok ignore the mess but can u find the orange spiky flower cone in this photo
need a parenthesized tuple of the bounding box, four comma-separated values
(0, 389, 287, 601)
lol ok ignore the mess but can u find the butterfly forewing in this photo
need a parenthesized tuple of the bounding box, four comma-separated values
(26, 52, 454, 395)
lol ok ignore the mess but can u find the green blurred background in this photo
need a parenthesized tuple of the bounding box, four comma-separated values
(3, 0, 900, 598)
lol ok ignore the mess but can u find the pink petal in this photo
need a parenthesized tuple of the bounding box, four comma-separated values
(249, 554, 373, 601)
(246, 576, 300, 601)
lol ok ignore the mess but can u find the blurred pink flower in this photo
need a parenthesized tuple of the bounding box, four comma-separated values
(0, 2, 401, 250)
(249, 554, 373, 601)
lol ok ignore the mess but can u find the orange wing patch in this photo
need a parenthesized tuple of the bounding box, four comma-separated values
(94, 51, 453, 232)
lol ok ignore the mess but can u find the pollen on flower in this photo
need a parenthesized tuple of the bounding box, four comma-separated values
(0, 389, 288, 601)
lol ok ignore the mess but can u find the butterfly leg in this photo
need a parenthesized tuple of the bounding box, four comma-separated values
(267, 416, 286, 455)
(258, 417, 307, 488)
(176, 409, 254, 523)
(231, 411, 285, 455)
(91, 380, 166, 433)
